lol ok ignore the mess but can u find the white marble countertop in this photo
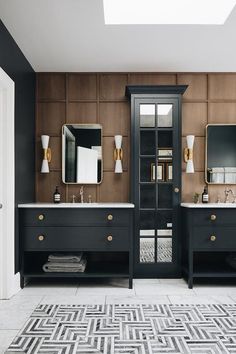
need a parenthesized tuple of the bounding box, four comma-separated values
(18, 203, 135, 209)
(181, 203, 236, 208)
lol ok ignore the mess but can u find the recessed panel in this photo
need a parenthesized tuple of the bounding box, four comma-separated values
(158, 184, 172, 209)
(140, 238, 155, 263)
(157, 238, 172, 263)
(157, 104, 173, 128)
(140, 104, 155, 128)
(140, 184, 156, 209)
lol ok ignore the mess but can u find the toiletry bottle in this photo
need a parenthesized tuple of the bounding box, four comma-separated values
(202, 185, 209, 203)
(53, 186, 61, 203)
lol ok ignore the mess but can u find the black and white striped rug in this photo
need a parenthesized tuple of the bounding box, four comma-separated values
(6, 304, 236, 353)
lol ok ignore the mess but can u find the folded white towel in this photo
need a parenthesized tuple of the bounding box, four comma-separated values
(43, 257, 87, 273)
(224, 167, 236, 173)
(48, 253, 83, 263)
(210, 167, 224, 173)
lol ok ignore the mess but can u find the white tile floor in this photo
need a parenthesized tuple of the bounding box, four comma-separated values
(1, 278, 236, 353)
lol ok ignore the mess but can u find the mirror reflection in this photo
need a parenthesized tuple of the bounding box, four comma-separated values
(62, 124, 102, 184)
(206, 124, 236, 184)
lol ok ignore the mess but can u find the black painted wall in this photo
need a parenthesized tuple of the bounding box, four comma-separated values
(0, 20, 35, 272)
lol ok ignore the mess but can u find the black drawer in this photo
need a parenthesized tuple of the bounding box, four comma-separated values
(23, 226, 130, 251)
(193, 227, 236, 250)
(192, 209, 236, 226)
(21, 208, 131, 227)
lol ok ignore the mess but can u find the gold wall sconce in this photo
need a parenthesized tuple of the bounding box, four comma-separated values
(41, 135, 51, 173)
(114, 135, 123, 173)
(184, 135, 194, 173)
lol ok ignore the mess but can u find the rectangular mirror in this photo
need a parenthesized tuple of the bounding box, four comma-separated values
(62, 124, 102, 184)
(206, 124, 236, 184)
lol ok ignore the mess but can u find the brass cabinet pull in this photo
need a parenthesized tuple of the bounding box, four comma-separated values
(38, 235, 45, 241)
(174, 187, 179, 193)
(107, 214, 113, 221)
(38, 214, 44, 221)
(210, 235, 216, 242)
(107, 235, 113, 241)
(210, 214, 217, 221)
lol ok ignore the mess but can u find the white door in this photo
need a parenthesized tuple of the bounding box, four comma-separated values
(0, 68, 19, 299)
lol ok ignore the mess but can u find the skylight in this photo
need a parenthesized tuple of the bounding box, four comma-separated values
(103, 0, 236, 25)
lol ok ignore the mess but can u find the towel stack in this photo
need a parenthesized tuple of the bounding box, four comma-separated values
(42, 253, 87, 273)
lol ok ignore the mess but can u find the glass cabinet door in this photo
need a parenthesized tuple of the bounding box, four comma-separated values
(135, 99, 181, 276)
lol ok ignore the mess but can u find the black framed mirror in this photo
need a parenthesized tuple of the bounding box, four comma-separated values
(206, 124, 236, 184)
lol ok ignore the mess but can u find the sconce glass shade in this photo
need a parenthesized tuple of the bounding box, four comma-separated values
(41, 135, 49, 149)
(114, 135, 123, 173)
(185, 135, 195, 173)
(186, 160, 194, 173)
(41, 159, 49, 173)
(41, 135, 50, 173)
(186, 135, 194, 149)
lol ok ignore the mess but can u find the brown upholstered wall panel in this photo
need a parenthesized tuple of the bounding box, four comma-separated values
(36, 72, 236, 203)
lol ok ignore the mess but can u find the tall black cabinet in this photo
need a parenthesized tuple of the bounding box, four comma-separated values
(126, 86, 187, 277)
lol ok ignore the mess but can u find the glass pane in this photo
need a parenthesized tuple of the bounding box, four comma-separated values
(140, 210, 155, 237)
(157, 104, 173, 128)
(140, 184, 156, 209)
(140, 131, 155, 155)
(156, 211, 172, 236)
(140, 157, 155, 182)
(140, 238, 155, 263)
(157, 238, 172, 263)
(140, 104, 155, 128)
(158, 184, 172, 208)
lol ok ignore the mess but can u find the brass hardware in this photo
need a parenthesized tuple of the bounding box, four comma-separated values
(38, 214, 44, 221)
(38, 235, 44, 241)
(184, 148, 193, 163)
(43, 148, 51, 162)
(114, 148, 123, 161)
(107, 214, 113, 221)
(107, 235, 113, 241)
(174, 187, 179, 193)
(210, 235, 216, 242)
(210, 214, 217, 221)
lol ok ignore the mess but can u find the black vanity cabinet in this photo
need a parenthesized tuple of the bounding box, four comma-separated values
(182, 205, 236, 288)
(19, 205, 134, 288)
(126, 85, 187, 277)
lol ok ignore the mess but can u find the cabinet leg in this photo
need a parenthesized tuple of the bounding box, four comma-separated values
(188, 278, 193, 289)
(20, 275, 24, 289)
(129, 278, 133, 289)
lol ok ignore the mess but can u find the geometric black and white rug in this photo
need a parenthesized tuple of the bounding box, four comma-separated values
(6, 304, 236, 353)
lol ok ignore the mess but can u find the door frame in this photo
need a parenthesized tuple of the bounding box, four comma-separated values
(0, 67, 20, 299)
(131, 94, 182, 277)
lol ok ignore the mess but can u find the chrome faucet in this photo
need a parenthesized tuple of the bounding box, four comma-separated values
(224, 188, 236, 203)
(79, 186, 84, 203)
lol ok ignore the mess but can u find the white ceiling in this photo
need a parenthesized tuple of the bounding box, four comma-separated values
(1, 0, 236, 72)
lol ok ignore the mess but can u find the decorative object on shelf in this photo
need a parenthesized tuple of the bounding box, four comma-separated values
(184, 135, 194, 173)
(166, 162, 173, 181)
(114, 135, 123, 173)
(158, 148, 172, 158)
(202, 185, 209, 203)
(41, 135, 51, 173)
(193, 192, 200, 204)
(80, 186, 84, 203)
(151, 163, 165, 181)
(53, 186, 61, 204)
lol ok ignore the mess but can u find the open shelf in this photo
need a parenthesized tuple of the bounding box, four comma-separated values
(23, 251, 130, 278)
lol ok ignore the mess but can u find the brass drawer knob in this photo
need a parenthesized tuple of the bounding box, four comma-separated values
(38, 214, 44, 221)
(210, 214, 216, 221)
(210, 235, 216, 242)
(107, 235, 113, 242)
(107, 214, 113, 221)
(174, 187, 179, 193)
(38, 235, 45, 241)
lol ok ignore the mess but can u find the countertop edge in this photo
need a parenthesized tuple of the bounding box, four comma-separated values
(18, 203, 135, 209)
